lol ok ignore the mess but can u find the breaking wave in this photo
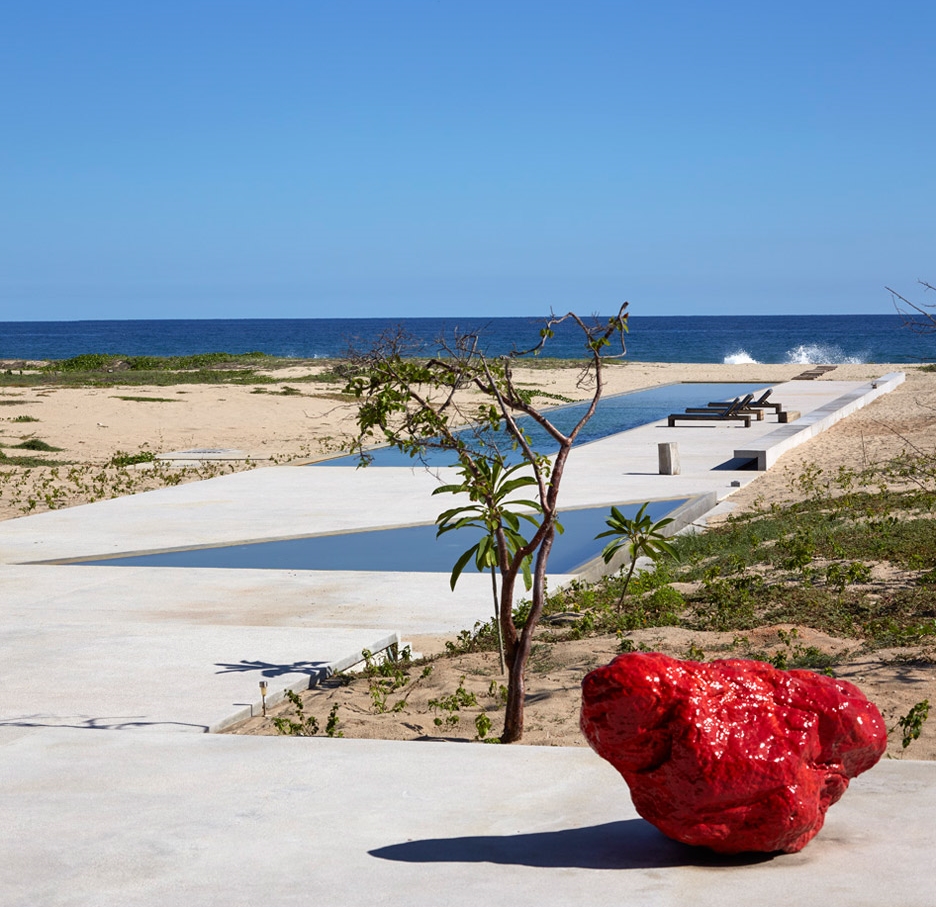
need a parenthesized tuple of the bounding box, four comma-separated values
(723, 349, 759, 364)
(723, 343, 866, 365)
(784, 343, 865, 365)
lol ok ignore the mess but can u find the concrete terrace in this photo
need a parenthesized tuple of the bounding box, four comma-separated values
(3, 370, 934, 906)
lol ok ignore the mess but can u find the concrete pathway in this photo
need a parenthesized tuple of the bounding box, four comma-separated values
(2, 371, 932, 905)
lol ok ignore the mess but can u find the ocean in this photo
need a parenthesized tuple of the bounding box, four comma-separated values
(0, 314, 930, 364)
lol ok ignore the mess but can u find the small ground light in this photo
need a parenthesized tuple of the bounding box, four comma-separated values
(259, 680, 268, 716)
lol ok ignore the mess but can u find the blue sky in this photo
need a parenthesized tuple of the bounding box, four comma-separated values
(1, 1, 933, 320)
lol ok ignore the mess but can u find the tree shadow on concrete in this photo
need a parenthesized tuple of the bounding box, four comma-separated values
(0, 715, 209, 732)
(214, 659, 330, 681)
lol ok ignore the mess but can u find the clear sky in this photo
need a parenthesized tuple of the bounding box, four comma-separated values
(2, 1, 933, 320)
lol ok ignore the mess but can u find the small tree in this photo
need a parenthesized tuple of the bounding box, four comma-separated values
(343, 305, 628, 742)
(433, 459, 544, 674)
(595, 502, 678, 609)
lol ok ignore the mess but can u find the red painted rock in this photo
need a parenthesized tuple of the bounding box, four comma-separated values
(580, 653, 886, 854)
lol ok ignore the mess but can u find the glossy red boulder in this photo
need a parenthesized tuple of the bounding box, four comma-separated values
(580, 653, 886, 854)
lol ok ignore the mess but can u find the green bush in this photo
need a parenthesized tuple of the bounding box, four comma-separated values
(12, 439, 61, 452)
(48, 353, 119, 372)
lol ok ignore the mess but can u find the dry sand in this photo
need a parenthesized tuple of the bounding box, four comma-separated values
(2, 360, 934, 756)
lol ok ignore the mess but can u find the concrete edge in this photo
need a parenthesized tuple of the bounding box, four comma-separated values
(208, 631, 401, 733)
(733, 372, 905, 470)
(157, 449, 273, 462)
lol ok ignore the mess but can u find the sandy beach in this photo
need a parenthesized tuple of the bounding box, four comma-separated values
(3, 359, 934, 757)
(0, 359, 928, 522)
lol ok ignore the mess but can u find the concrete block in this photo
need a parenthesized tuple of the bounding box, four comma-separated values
(658, 442, 680, 475)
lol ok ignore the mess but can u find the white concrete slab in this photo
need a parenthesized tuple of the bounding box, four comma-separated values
(0, 562, 541, 736)
(733, 373, 905, 469)
(1, 614, 397, 731)
(0, 564, 527, 635)
(2, 731, 933, 907)
(0, 465, 451, 563)
(0, 561, 528, 735)
(1, 619, 397, 734)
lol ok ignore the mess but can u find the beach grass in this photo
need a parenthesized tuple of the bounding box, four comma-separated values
(535, 470, 936, 651)
(0, 353, 612, 389)
(0, 352, 318, 388)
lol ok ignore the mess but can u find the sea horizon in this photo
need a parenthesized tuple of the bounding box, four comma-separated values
(0, 313, 929, 365)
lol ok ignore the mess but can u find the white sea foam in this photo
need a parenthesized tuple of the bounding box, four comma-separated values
(723, 349, 759, 365)
(784, 343, 864, 365)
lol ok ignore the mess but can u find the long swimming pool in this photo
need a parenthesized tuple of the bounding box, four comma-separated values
(69, 383, 762, 574)
(316, 382, 769, 466)
(72, 500, 689, 574)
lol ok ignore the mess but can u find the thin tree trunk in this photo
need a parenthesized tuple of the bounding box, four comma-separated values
(501, 525, 556, 742)
(617, 554, 638, 610)
(499, 564, 520, 670)
(501, 650, 527, 743)
(490, 566, 506, 674)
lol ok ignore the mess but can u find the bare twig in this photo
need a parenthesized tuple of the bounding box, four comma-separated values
(887, 281, 936, 340)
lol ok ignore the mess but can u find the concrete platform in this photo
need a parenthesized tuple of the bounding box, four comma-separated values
(1, 371, 926, 906)
(0, 564, 524, 736)
(733, 373, 905, 469)
(2, 731, 933, 907)
(0, 563, 401, 733)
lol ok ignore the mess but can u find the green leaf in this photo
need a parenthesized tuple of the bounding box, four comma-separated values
(521, 555, 533, 590)
(450, 545, 480, 590)
(433, 482, 468, 496)
(475, 534, 495, 568)
(498, 476, 538, 495)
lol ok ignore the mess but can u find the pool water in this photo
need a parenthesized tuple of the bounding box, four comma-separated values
(317, 382, 768, 467)
(74, 499, 688, 574)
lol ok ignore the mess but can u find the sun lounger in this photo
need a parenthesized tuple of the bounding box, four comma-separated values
(686, 405, 763, 420)
(667, 397, 752, 428)
(706, 389, 782, 414)
(684, 393, 763, 420)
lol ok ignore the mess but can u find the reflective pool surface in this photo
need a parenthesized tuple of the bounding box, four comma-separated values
(75, 499, 688, 574)
(317, 382, 768, 467)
